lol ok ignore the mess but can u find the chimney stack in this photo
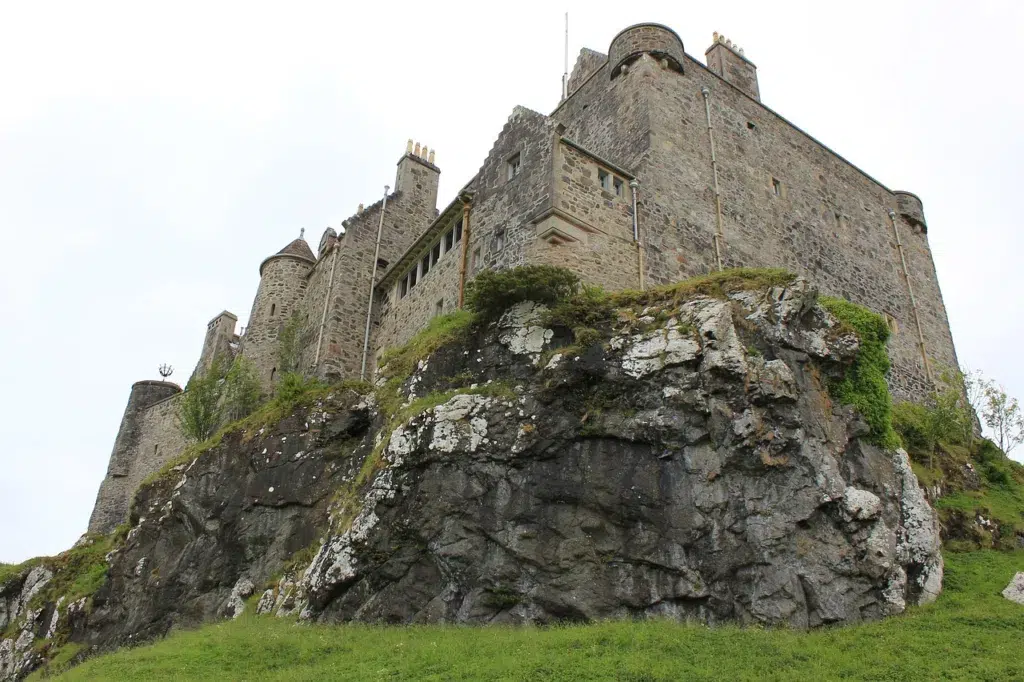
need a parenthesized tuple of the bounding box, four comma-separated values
(705, 32, 760, 102)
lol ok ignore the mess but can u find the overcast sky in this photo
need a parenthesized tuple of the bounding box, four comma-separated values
(1, 1, 1021, 563)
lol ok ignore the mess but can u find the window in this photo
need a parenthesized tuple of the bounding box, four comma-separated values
(431, 242, 441, 265)
(507, 153, 522, 181)
(455, 219, 463, 243)
(399, 277, 408, 298)
(747, 121, 756, 130)
(377, 257, 389, 269)
(444, 229, 454, 252)
(421, 253, 430, 277)
(270, 303, 276, 317)
(599, 169, 612, 192)
(154, 444, 159, 456)
(494, 231, 505, 252)
(471, 246, 482, 272)
(613, 177, 624, 197)
(772, 177, 782, 197)
(434, 299, 444, 318)
(409, 266, 417, 289)
(270, 367, 276, 382)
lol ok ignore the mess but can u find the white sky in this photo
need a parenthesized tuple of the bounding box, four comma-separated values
(1, 1, 1021, 563)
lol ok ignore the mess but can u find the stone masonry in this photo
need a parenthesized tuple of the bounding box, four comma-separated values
(88, 21, 961, 534)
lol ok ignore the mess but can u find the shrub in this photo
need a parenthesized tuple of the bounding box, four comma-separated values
(274, 372, 324, 408)
(465, 265, 580, 322)
(276, 312, 304, 375)
(222, 355, 263, 422)
(178, 357, 227, 442)
(820, 297, 898, 448)
(893, 401, 935, 455)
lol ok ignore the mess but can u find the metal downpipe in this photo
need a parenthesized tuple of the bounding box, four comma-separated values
(888, 209, 933, 384)
(359, 185, 390, 381)
(701, 87, 725, 272)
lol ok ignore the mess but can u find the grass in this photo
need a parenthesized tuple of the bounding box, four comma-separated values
(819, 296, 899, 448)
(53, 550, 1024, 681)
(0, 557, 42, 588)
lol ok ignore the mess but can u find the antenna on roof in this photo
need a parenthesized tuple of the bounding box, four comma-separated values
(561, 12, 569, 101)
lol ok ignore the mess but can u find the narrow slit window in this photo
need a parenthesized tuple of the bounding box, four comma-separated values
(455, 219, 463, 243)
(270, 367, 276, 382)
(434, 299, 444, 318)
(495, 232, 505, 252)
(772, 177, 782, 197)
(270, 303, 276, 316)
(471, 246, 482, 272)
(507, 153, 522, 181)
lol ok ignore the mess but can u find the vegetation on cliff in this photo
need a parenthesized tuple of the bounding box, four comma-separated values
(48, 551, 1024, 681)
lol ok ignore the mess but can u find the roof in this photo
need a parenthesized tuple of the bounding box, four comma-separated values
(275, 238, 315, 261)
(259, 237, 316, 276)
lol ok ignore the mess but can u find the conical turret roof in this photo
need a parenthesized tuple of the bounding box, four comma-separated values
(275, 238, 315, 261)
(259, 236, 316, 276)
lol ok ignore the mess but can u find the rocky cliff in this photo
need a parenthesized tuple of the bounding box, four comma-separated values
(0, 275, 944, 679)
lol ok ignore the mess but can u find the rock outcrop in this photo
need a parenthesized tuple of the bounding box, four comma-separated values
(1003, 572, 1024, 605)
(1, 278, 945, 679)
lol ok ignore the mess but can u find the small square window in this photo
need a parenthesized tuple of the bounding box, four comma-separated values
(434, 299, 444, 318)
(507, 153, 522, 181)
(444, 229, 454, 253)
(772, 177, 782, 197)
(599, 169, 611, 192)
(455, 219, 463, 243)
(613, 177, 624, 197)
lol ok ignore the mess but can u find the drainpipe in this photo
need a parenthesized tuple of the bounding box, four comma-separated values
(630, 178, 644, 290)
(312, 240, 340, 368)
(701, 87, 725, 272)
(457, 194, 473, 308)
(359, 185, 389, 381)
(888, 209, 933, 384)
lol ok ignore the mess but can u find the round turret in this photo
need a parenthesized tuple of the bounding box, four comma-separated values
(894, 191, 927, 233)
(242, 237, 316, 385)
(608, 23, 685, 79)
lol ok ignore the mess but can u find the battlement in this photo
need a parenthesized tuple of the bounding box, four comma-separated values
(608, 23, 685, 78)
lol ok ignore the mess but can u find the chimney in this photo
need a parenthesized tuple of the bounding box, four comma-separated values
(395, 139, 440, 215)
(705, 32, 760, 102)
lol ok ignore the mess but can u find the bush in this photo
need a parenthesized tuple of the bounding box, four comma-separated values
(893, 401, 935, 455)
(276, 312, 304, 375)
(820, 297, 898, 448)
(178, 357, 227, 442)
(222, 355, 263, 422)
(465, 265, 580, 322)
(274, 372, 324, 408)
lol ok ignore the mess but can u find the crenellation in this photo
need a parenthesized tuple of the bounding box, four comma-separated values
(89, 20, 962, 534)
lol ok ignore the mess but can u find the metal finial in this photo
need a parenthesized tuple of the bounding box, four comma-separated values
(300, 227, 305, 239)
(158, 364, 174, 380)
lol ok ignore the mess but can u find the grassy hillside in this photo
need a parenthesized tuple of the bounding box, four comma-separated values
(46, 551, 1023, 681)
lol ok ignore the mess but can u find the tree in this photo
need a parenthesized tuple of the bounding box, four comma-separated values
(178, 357, 226, 442)
(933, 367, 981, 448)
(980, 379, 1024, 456)
(276, 312, 304, 375)
(222, 355, 262, 422)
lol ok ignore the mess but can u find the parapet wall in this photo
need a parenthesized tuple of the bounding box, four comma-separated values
(88, 382, 187, 534)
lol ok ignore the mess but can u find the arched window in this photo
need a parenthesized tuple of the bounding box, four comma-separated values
(270, 367, 276, 381)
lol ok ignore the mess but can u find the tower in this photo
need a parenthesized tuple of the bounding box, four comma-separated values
(241, 235, 316, 387)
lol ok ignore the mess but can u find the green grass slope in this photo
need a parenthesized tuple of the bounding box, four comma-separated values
(50, 551, 1023, 682)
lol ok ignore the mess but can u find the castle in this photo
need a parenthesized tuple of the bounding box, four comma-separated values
(87, 23, 959, 535)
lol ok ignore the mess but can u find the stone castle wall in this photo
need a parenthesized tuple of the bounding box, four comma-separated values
(88, 382, 187, 535)
(242, 255, 314, 387)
